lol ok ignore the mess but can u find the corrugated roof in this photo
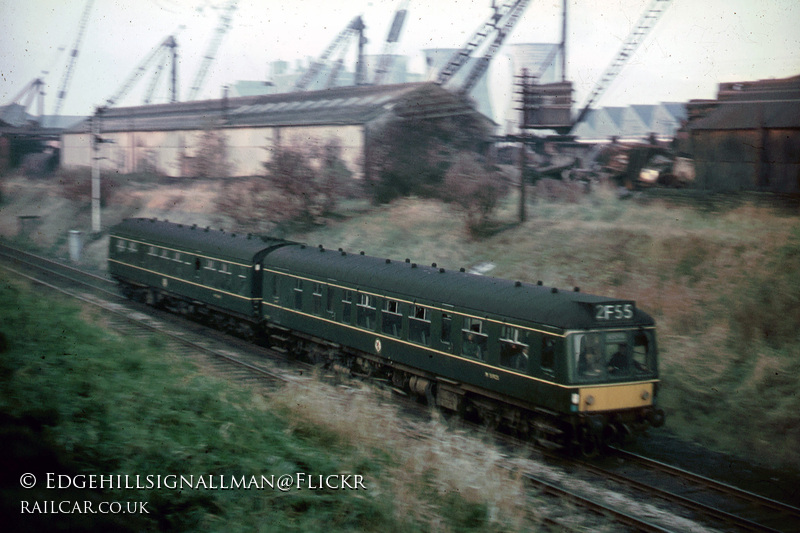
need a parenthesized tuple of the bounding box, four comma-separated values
(65, 82, 484, 134)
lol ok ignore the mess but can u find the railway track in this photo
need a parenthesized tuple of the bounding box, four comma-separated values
(0, 242, 300, 388)
(516, 443, 800, 532)
(4, 242, 799, 532)
(600, 448, 800, 532)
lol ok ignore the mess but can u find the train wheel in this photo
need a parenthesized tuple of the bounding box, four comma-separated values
(580, 428, 600, 458)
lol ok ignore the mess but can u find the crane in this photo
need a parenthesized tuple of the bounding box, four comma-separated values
(143, 36, 179, 104)
(105, 35, 179, 107)
(294, 16, 367, 91)
(435, 0, 530, 94)
(373, 0, 410, 85)
(9, 78, 46, 122)
(187, 0, 238, 101)
(52, 0, 94, 118)
(572, 0, 672, 128)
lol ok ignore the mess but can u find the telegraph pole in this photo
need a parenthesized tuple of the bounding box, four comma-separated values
(91, 107, 104, 233)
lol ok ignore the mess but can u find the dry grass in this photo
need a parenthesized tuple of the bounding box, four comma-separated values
(270, 378, 533, 531)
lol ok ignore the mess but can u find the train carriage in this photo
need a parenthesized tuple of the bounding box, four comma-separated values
(260, 242, 664, 451)
(109, 218, 664, 453)
(108, 218, 290, 329)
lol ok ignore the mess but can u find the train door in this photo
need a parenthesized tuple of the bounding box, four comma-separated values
(193, 257, 201, 282)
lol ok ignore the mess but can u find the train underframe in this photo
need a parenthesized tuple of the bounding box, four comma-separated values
(263, 322, 664, 457)
(118, 278, 664, 456)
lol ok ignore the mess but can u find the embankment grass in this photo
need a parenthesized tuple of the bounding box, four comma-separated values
(0, 277, 538, 532)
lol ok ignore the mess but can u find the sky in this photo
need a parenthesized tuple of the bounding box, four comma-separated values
(1, 0, 799, 122)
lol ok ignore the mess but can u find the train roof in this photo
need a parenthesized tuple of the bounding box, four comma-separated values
(264, 244, 654, 331)
(110, 218, 291, 264)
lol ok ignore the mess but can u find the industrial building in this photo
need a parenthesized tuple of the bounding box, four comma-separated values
(60, 82, 492, 179)
(571, 102, 686, 142)
(686, 74, 800, 193)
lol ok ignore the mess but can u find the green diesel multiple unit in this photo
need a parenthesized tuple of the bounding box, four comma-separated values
(109, 218, 664, 453)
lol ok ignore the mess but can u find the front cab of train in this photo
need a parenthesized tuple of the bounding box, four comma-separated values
(565, 303, 666, 451)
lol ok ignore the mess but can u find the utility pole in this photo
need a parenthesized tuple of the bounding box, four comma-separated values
(518, 136, 527, 223)
(91, 107, 104, 234)
(561, 0, 567, 82)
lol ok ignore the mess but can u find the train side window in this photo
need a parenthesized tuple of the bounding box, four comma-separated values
(325, 286, 335, 319)
(204, 259, 216, 271)
(312, 282, 323, 315)
(541, 338, 555, 373)
(270, 275, 278, 302)
(409, 305, 431, 345)
(382, 299, 402, 337)
(462, 318, 487, 360)
(356, 293, 376, 330)
(237, 268, 248, 292)
(129, 242, 138, 253)
(294, 279, 303, 310)
(341, 290, 353, 323)
(219, 262, 232, 290)
(632, 331, 652, 374)
(499, 326, 529, 371)
(148, 246, 157, 257)
(440, 312, 452, 345)
(116, 239, 127, 253)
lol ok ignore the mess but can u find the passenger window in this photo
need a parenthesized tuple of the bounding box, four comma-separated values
(440, 312, 452, 345)
(326, 286, 335, 319)
(293, 279, 303, 310)
(356, 293, 376, 330)
(116, 239, 126, 253)
(312, 283, 323, 315)
(541, 337, 555, 372)
(341, 290, 353, 323)
(382, 299, 402, 337)
(632, 332, 652, 374)
(409, 305, 431, 345)
(499, 326, 529, 371)
(461, 318, 487, 360)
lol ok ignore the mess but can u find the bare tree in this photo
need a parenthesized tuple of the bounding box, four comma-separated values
(263, 139, 352, 226)
(442, 152, 508, 237)
(188, 127, 230, 178)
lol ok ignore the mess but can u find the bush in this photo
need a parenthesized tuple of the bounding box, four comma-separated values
(441, 152, 509, 237)
(731, 228, 800, 347)
(366, 114, 491, 204)
(57, 167, 114, 207)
